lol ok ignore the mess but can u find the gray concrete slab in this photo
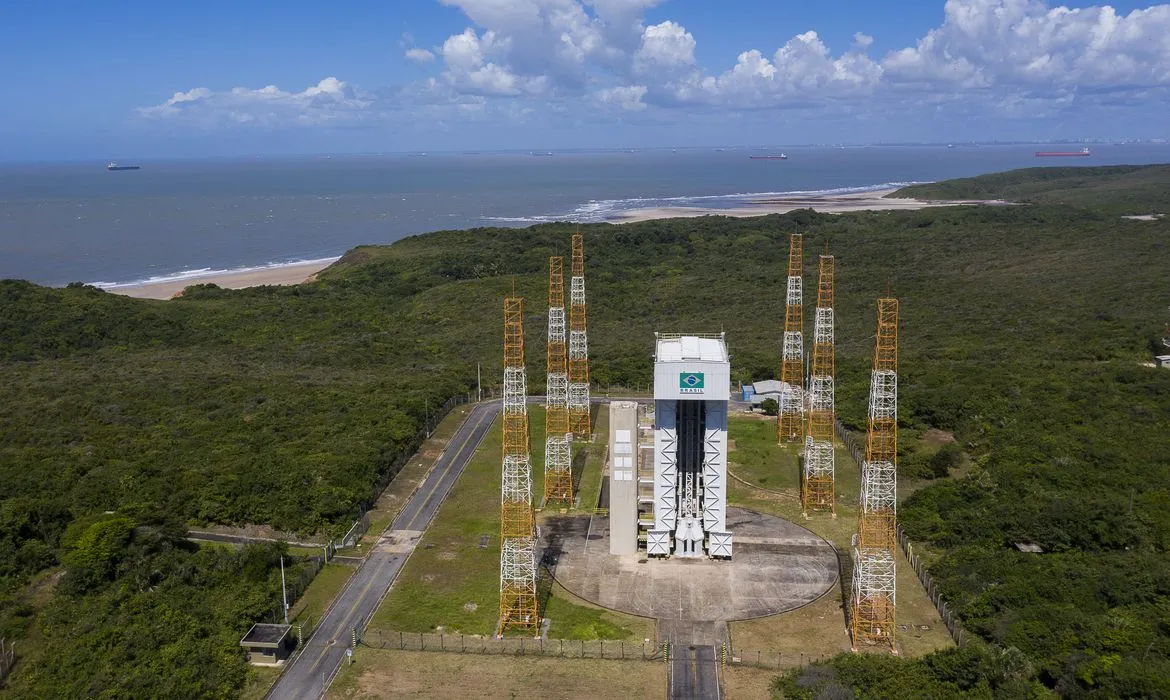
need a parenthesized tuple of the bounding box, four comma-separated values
(547, 507, 838, 625)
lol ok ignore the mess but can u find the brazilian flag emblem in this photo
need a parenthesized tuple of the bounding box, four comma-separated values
(679, 372, 705, 393)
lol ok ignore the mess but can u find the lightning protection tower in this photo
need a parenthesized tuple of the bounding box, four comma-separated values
(803, 253, 836, 515)
(851, 297, 899, 652)
(568, 232, 591, 438)
(778, 233, 805, 444)
(544, 257, 573, 507)
(499, 296, 539, 636)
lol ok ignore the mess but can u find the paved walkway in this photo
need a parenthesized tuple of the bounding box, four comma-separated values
(267, 402, 498, 700)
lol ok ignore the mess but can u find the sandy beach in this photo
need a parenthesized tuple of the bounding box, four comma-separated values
(109, 258, 339, 300)
(103, 189, 1002, 300)
(613, 188, 1003, 223)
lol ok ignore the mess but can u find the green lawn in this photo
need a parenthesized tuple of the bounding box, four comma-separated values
(572, 405, 608, 513)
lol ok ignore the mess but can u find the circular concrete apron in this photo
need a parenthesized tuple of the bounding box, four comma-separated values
(545, 507, 839, 621)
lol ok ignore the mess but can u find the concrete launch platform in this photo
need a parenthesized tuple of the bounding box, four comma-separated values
(544, 507, 838, 622)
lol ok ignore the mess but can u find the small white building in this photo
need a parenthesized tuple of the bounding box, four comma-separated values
(647, 333, 732, 559)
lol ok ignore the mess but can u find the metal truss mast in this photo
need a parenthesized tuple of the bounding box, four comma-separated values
(778, 233, 805, 444)
(803, 253, 836, 515)
(851, 297, 899, 653)
(499, 296, 539, 636)
(568, 232, 591, 438)
(544, 257, 573, 507)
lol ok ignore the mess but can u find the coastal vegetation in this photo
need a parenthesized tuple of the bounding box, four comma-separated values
(1, 165, 1169, 696)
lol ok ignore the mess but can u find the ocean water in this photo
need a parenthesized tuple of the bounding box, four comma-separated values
(2, 144, 1169, 287)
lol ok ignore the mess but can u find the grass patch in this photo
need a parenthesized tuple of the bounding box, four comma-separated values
(543, 581, 655, 642)
(361, 405, 476, 548)
(571, 405, 608, 513)
(725, 415, 954, 659)
(369, 408, 648, 639)
(369, 417, 504, 635)
(239, 666, 282, 700)
(289, 563, 356, 626)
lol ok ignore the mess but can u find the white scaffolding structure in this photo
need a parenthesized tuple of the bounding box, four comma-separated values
(861, 370, 897, 516)
(803, 306, 835, 503)
(568, 275, 589, 430)
(779, 268, 805, 441)
(545, 277, 572, 503)
(851, 298, 899, 651)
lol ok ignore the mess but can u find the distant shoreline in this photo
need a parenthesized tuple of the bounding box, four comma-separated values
(612, 188, 1007, 222)
(101, 188, 1007, 300)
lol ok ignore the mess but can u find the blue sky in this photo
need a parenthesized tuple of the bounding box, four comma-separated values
(1, 0, 1168, 160)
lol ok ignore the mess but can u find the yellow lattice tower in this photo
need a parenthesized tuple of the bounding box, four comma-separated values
(544, 257, 573, 506)
(802, 254, 836, 514)
(778, 233, 805, 443)
(501, 296, 534, 541)
(858, 298, 898, 552)
(499, 296, 539, 635)
(851, 297, 898, 652)
(568, 232, 591, 438)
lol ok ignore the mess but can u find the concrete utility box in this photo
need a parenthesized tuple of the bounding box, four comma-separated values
(608, 401, 639, 555)
(648, 333, 732, 559)
(240, 623, 293, 666)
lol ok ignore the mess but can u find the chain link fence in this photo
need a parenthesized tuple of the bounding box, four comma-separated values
(362, 630, 665, 662)
(897, 525, 967, 647)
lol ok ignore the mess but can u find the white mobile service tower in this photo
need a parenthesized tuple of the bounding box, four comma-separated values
(647, 333, 732, 558)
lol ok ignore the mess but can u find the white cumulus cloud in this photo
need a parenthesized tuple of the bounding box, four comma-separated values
(405, 48, 436, 63)
(139, 0, 1170, 130)
(884, 0, 1170, 91)
(138, 78, 372, 126)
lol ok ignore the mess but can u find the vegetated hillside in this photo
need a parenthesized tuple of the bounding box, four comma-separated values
(891, 163, 1170, 214)
(1, 173, 1169, 695)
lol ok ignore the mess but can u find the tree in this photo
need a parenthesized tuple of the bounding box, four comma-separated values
(760, 398, 779, 416)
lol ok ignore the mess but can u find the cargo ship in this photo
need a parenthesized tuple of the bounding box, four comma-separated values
(1034, 147, 1091, 157)
(749, 153, 788, 160)
(106, 162, 141, 171)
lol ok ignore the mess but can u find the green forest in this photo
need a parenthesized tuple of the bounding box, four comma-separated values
(2, 164, 1169, 696)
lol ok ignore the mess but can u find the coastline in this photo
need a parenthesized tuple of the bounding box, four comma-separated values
(612, 188, 1005, 223)
(105, 258, 339, 300)
(96, 187, 1006, 300)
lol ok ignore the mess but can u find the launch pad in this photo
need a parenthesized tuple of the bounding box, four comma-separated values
(545, 507, 838, 622)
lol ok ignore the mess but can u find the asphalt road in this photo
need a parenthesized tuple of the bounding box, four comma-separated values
(671, 644, 722, 700)
(267, 401, 499, 700)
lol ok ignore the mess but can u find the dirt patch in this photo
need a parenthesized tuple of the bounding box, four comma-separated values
(921, 428, 956, 445)
(336, 649, 667, 699)
(724, 665, 782, 699)
(437, 551, 456, 561)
